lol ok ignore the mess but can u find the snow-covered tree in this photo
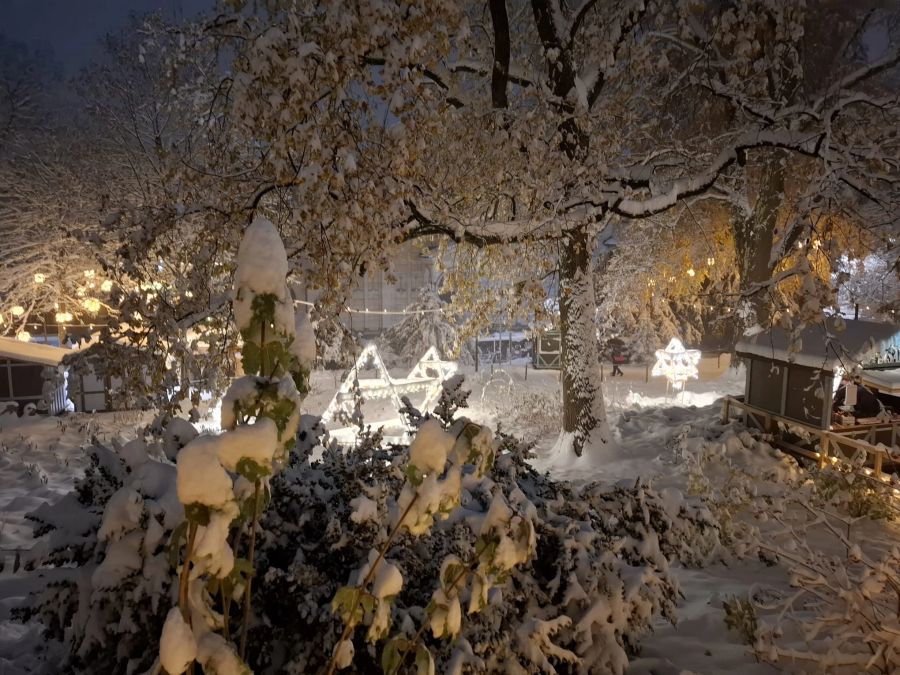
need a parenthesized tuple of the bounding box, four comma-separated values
(11, 2, 886, 458)
(382, 287, 458, 363)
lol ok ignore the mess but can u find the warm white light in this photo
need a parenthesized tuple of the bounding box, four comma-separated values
(55, 311, 73, 323)
(686, 268, 696, 277)
(33, 273, 45, 283)
(82, 298, 101, 313)
(100, 279, 113, 292)
(652, 337, 701, 391)
(707, 257, 715, 266)
(16, 331, 31, 342)
(84, 269, 96, 279)
(11, 305, 25, 317)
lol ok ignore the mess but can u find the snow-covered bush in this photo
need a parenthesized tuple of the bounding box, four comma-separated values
(808, 453, 898, 521)
(14, 430, 185, 674)
(673, 416, 900, 673)
(233, 379, 727, 675)
(157, 216, 312, 674)
(316, 314, 358, 369)
(15, 379, 722, 675)
(493, 389, 561, 443)
(753, 502, 900, 674)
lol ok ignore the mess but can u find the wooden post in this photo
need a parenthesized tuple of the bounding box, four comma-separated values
(645, 363, 649, 383)
(600, 363, 604, 382)
(874, 450, 883, 478)
(819, 435, 829, 468)
(721, 397, 730, 423)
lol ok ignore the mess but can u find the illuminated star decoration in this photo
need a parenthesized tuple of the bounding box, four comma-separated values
(651, 337, 701, 391)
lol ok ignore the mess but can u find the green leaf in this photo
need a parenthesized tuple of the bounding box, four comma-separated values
(268, 397, 297, 435)
(236, 457, 271, 482)
(241, 341, 261, 376)
(381, 637, 408, 675)
(405, 464, 423, 487)
(185, 503, 211, 527)
(166, 521, 188, 568)
(441, 563, 466, 590)
(415, 645, 435, 675)
(250, 294, 277, 324)
(359, 593, 375, 615)
(332, 586, 365, 626)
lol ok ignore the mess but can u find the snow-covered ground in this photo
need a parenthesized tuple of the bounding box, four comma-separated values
(1, 356, 896, 673)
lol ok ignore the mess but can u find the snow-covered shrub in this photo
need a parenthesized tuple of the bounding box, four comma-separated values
(495, 389, 561, 443)
(14, 430, 184, 674)
(317, 314, 358, 369)
(753, 502, 900, 674)
(154, 217, 312, 674)
(230, 378, 718, 675)
(723, 595, 759, 645)
(674, 417, 900, 673)
(808, 453, 898, 520)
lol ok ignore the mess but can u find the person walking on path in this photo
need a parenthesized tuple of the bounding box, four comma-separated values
(611, 351, 625, 377)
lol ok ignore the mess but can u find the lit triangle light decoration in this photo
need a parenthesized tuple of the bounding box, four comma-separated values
(651, 337, 701, 390)
(321, 345, 457, 431)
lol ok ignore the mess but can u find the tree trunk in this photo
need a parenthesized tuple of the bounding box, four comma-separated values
(732, 151, 786, 330)
(559, 226, 608, 456)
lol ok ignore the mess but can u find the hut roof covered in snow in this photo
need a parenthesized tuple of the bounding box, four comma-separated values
(735, 318, 900, 372)
(0, 337, 79, 366)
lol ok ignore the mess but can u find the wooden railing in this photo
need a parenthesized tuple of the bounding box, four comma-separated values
(721, 396, 896, 479)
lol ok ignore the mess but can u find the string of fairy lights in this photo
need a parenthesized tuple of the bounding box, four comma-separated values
(293, 299, 445, 315)
(1, 284, 445, 344)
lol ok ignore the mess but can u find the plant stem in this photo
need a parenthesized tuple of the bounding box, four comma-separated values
(179, 521, 198, 620)
(239, 480, 262, 660)
(393, 540, 486, 672)
(179, 521, 198, 675)
(321, 492, 421, 675)
(222, 587, 231, 641)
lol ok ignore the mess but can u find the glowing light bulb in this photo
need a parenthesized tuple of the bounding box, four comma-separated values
(707, 257, 715, 266)
(11, 305, 25, 317)
(33, 273, 45, 283)
(100, 279, 113, 292)
(687, 268, 696, 277)
(16, 331, 31, 342)
(82, 298, 101, 313)
(84, 269, 96, 279)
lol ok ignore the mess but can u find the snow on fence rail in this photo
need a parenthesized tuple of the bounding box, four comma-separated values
(721, 396, 898, 482)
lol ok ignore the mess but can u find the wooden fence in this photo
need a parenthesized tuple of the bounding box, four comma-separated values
(721, 396, 897, 479)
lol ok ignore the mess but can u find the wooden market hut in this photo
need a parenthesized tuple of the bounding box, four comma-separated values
(734, 318, 900, 430)
(532, 330, 562, 369)
(0, 337, 70, 415)
(725, 318, 900, 475)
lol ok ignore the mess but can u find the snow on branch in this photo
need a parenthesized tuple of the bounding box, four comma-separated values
(611, 129, 825, 217)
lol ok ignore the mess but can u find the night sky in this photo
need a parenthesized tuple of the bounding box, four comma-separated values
(0, 0, 212, 74)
